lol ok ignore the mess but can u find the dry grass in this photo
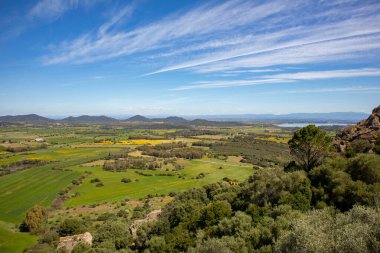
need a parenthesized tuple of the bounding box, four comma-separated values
(256, 136, 290, 143)
(117, 139, 173, 145)
(81, 160, 106, 167)
(128, 150, 151, 157)
(226, 156, 244, 164)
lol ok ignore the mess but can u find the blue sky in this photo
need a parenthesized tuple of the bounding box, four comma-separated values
(0, 0, 379, 116)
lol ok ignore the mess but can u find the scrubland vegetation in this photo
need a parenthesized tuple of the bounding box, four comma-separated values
(0, 120, 378, 252)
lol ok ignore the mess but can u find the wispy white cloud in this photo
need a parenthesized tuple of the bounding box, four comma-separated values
(259, 86, 380, 95)
(1, 0, 104, 42)
(152, 21, 380, 74)
(187, 33, 380, 74)
(38, 0, 380, 94)
(265, 68, 380, 80)
(172, 79, 294, 91)
(42, 0, 295, 65)
(28, 0, 102, 21)
(172, 68, 380, 90)
(224, 68, 282, 74)
(98, 4, 135, 36)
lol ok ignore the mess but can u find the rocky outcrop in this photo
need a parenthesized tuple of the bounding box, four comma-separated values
(130, 209, 162, 236)
(335, 105, 380, 152)
(57, 232, 93, 253)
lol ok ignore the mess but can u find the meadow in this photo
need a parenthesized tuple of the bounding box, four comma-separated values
(0, 225, 37, 253)
(66, 158, 253, 206)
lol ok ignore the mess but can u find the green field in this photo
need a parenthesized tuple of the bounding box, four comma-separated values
(0, 146, 124, 223)
(0, 147, 119, 166)
(66, 158, 253, 206)
(0, 222, 37, 253)
(0, 167, 80, 223)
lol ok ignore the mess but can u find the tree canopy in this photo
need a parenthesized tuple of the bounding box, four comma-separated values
(288, 125, 333, 171)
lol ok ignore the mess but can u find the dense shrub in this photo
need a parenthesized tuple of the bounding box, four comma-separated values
(347, 154, 380, 184)
(71, 242, 91, 253)
(274, 206, 380, 253)
(93, 220, 132, 250)
(137, 145, 205, 159)
(310, 154, 379, 211)
(97, 212, 117, 221)
(375, 135, 380, 154)
(241, 168, 312, 209)
(210, 136, 290, 167)
(58, 218, 85, 236)
(103, 157, 161, 171)
(195, 173, 205, 179)
(90, 178, 101, 183)
(121, 177, 132, 183)
(346, 139, 372, 157)
(188, 236, 248, 253)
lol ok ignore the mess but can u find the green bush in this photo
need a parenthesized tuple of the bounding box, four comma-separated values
(58, 218, 85, 236)
(90, 178, 101, 183)
(20, 205, 48, 232)
(274, 206, 380, 253)
(347, 154, 380, 184)
(93, 220, 131, 250)
(121, 178, 132, 183)
(72, 242, 91, 253)
(345, 139, 372, 157)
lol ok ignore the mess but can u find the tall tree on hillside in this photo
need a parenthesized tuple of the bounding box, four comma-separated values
(20, 205, 48, 232)
(288, 125, 333, 171)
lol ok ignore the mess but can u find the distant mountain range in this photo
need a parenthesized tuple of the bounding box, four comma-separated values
(183, 112, 369, 122)
(0, 112, 369, 125)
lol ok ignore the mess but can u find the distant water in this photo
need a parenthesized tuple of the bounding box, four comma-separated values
(276, 123, 350, 128)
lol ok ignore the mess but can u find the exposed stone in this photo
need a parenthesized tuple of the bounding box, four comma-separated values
(57, 232, 93, 253)
(335, 105, 380, 152)
(130, 209, 162, 236)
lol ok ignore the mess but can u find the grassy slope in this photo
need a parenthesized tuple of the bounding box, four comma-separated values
(0, 147, 121, 223)
(0, 167, 80, 223)
(0, 146, 123, 253)
(66, 158, 253, 206)
(0, 222, 37, 253)
(0, 147, 117, 166)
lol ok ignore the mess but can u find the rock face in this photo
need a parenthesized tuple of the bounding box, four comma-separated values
(130, 209, 162, 236)
(335, 105, 380, 152)
(57, 232, 93, 253)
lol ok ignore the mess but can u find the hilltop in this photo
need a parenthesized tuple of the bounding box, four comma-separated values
(0, 114, 51, 124)
(61, 115, 118, 124)
(126, 115, 151, 122)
